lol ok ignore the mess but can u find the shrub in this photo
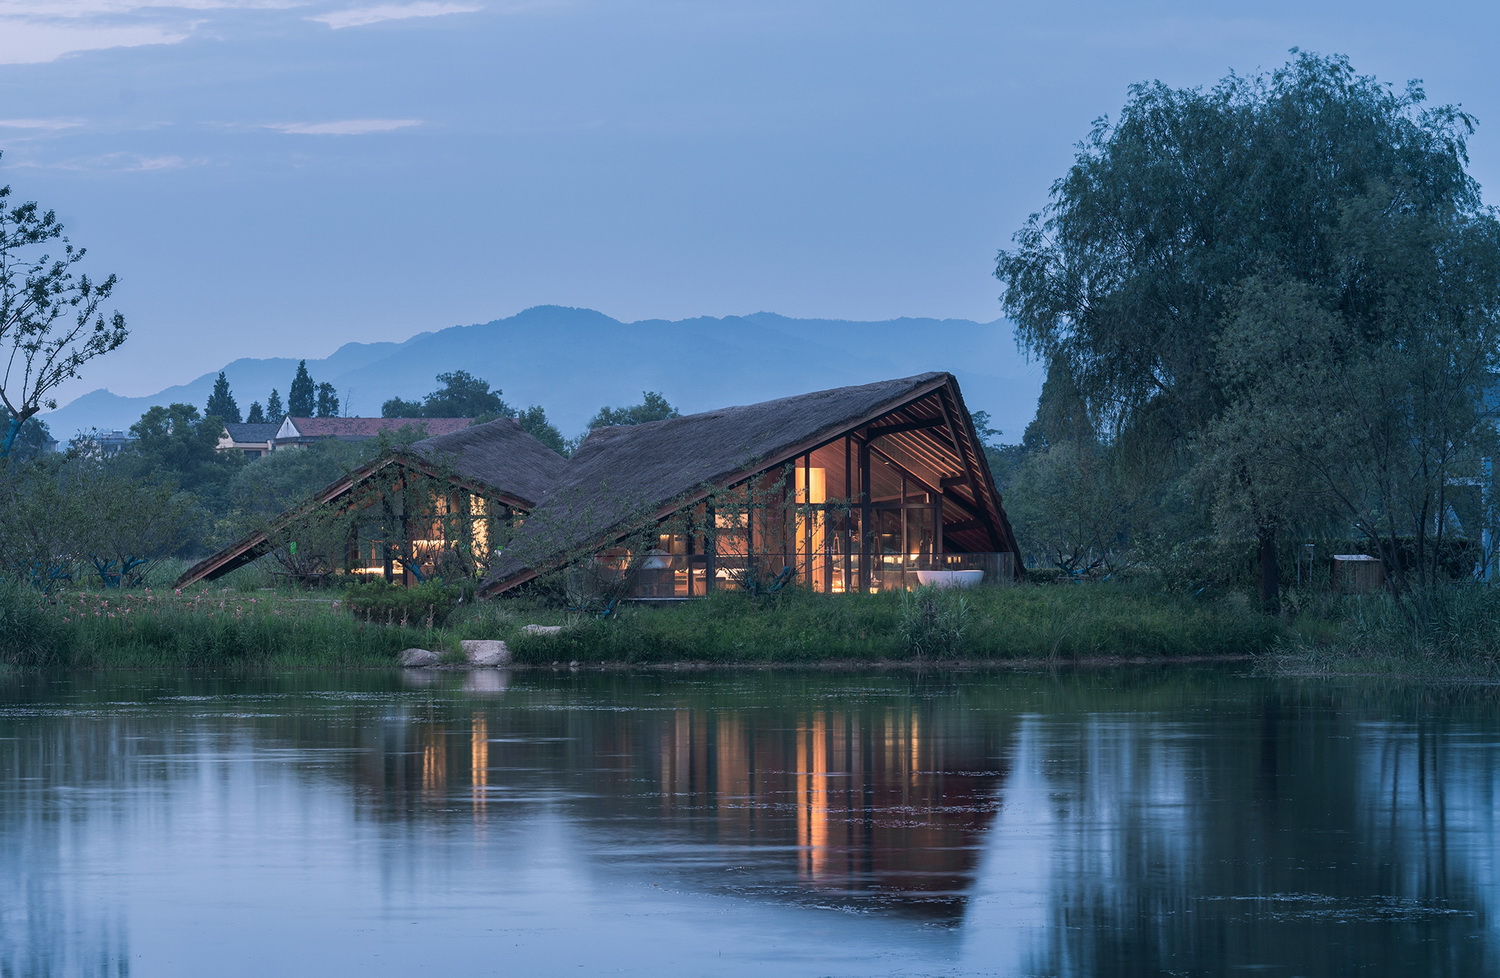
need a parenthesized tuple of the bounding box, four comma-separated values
(0, 582, 65, 667)
(344, 580, 461, 627)
(899, 585, 970, 658)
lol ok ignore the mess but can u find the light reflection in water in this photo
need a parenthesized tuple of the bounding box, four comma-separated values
(0, 671, 1498, 977)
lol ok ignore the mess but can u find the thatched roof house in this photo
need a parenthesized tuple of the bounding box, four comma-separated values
(176, 417, 566, 587)
(482, 371, 1020, 596)
(178, 373, 1021, 596)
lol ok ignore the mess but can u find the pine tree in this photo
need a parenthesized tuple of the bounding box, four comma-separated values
(266, 389, 284, 420)
(315, 382, 340, 418)
(245, 402, 266, 424)
(288, 361, 315, 417)
(205, 371, 242, 423)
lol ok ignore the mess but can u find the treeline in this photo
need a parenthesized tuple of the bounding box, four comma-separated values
(206, 360, 340, 424)
(0, 371, 682, 588)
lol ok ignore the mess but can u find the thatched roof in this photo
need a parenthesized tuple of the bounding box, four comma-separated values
(481, 372, 1018, 593)
(280, 417, 474, 440)
(408, 417, 567, 509)
(177, 373, 1020, 592)
(174, 417, 566, 587)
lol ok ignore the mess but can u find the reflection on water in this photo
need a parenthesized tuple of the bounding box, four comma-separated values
(0, 670, 1498, 976)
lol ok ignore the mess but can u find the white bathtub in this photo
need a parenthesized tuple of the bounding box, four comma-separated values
(914, 569, 984, 589)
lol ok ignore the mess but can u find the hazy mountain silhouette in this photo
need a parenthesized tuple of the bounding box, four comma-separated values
(42, 306, 1042, 442)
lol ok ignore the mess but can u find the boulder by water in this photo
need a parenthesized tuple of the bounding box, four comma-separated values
(462, 640, 512, 666)
(399, 648, 441, 667)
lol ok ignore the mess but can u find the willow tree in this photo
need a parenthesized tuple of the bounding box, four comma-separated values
(996, 51, 1500, 606)
(0, 159, 127, 458)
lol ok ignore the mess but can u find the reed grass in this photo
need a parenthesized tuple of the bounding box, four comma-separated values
(1267, 584, 1500, 679)
(4, 585, 435, 669)
(503, 583, 1288, 665)
(1, 578, 1304, 671)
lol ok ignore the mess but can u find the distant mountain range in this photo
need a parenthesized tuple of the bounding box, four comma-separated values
(41, 306, 1043, 444)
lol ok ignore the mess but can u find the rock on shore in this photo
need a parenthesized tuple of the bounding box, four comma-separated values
(399, 648, 441, 667)
(461, 640, 512, 666)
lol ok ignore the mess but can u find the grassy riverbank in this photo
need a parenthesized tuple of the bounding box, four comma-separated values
(2, 579, 1295, 669)
(498, 585, 1288, 665)
(0, 585, 432, 669)
(1262, 584, 1500, 680)
(12, 572, 1500, 674)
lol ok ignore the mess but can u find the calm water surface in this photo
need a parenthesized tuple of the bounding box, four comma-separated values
(2, 667, 1497, 977)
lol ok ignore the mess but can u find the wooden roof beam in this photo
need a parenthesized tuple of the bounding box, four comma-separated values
(866, 417, 946, 438)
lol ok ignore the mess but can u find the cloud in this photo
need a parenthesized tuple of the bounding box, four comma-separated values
(0, 0, 302, 16)
(0, 0, 306, 64)
(0, 118, 87, 130)
(264, 118, 424, 135)
(0, 20, 191, 64)
(309, 1, 480, 28)
(16, 152, 207, 171)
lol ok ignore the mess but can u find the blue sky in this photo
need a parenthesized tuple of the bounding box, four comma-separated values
(2, 0, 1497, 406)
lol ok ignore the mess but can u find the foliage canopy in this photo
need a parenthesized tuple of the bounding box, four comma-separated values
(996, 51, 1500, 603)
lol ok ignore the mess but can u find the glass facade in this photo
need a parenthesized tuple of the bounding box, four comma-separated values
(592, 421, 1014, 600)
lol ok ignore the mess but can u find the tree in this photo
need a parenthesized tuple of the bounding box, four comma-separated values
(126, 402, 240, 500)
(381, 396, 423, 418)
(245, 401, 266, 425)
(586, 391, 679, 429)
(265, 388, 284, 420)
(1006, 439, 1147, 577)
(67, 456, 196, 586)
(513, 404, 566, 455)
(288, 361, 315, 417)
(205, 371, 241, 424)
(0, 453, 87, 588)
(0, 452, 194, 589)
(0, 406, 52, 461)
(421, 370, 509, 417)
(379, 371, 565, 452)
(0, 159, 127, 457)
(995, 51, 1500, 607)
(315, 382, 339, 418)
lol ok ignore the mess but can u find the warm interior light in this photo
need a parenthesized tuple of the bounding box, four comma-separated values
(471, 495, 489, 555)
(794, 467, 827, 589)
(794, 467, 827, 505)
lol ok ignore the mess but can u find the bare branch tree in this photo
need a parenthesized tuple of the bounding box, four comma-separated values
(0, 157, 127, 457)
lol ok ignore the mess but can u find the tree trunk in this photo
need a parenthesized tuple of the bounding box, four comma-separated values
(0, 416, 21, 458)
(1258, 524, 1280, 614)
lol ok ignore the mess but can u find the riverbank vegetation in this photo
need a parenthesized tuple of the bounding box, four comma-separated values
(0, 571, 1291, 671)
(8, 562, 1500, 677)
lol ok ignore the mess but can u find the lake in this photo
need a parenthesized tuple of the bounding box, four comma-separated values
(1, 667, 1496, 976)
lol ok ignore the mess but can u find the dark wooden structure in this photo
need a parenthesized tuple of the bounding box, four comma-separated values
(175, 418, 566, 587)
(481, 372, 1022, 598)
(178, 373, 1023, 597)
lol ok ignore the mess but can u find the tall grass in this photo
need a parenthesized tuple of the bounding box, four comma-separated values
(9, 587, 436, 669)
(1268, 584, 1500, 678)
(0, 582, 66, 667)
(4, 578, 1299, 671)
(504, 583, 1287, 665)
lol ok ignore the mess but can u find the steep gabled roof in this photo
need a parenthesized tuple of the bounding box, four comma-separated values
(174, 418, 566, 587)
(409, 417, 567, 510)
(481, 372, 1018, 593)
(281, 417, 474, 440)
